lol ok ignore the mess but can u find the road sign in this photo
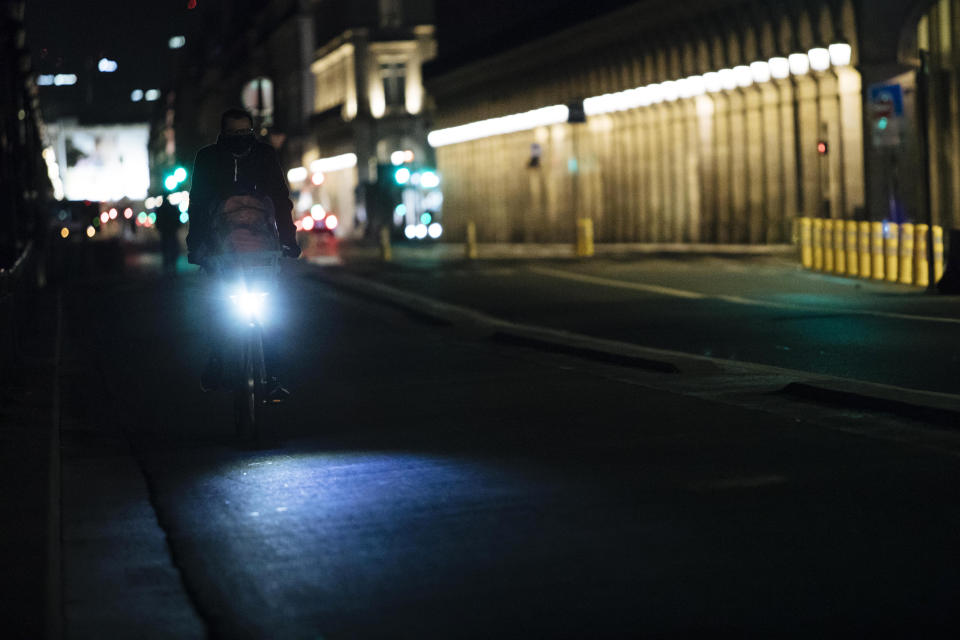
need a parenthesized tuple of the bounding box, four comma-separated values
(869, 83, 903, 148)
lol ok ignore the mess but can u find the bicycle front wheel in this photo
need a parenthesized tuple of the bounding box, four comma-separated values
(233, 326, 262, 440)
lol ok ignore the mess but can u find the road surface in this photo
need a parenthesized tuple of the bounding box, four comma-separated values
(50, 251, 960, 637)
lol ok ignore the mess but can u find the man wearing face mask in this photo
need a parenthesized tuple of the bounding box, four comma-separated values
(186, 107, 300, 396)
(186, 107, 300, 264)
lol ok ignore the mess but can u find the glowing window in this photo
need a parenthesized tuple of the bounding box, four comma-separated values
(381, 62, 406, 109)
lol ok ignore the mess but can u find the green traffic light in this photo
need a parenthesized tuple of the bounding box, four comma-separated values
(877, 117, 889, 131)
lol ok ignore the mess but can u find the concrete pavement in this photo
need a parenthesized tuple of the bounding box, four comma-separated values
(50, 255, 960, 637)
(9, 240, 960, 637)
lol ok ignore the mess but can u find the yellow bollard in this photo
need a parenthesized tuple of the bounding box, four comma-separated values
(465, 220, 478, 260)
(812, 218, 824, 271)
(934, 225, 945, 281)
(379, 226, 392, 262)
(859, 221, 872, 278)
(800, 217, 813, 268)
(871, 221, 885, 280)
(845, 220, 859, 276)
(899, 223, 914, 285)
(576, 218, 595, 257)
(823, 220, 835, 273)
(916, 224, 930, 287)
(884, 222, 899, 282)
(834, 220, 846, 274)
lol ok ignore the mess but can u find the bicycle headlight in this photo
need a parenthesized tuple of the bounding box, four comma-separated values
(230, 290, 269, 318)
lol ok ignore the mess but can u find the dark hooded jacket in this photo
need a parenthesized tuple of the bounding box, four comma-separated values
(185, 136, 297, 258)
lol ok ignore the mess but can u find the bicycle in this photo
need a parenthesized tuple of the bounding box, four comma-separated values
(206, 249, 282, 442)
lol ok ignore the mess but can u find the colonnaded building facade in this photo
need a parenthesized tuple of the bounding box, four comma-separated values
(426, 0, 960, 246)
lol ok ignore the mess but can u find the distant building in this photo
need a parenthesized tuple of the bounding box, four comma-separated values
(173, 0, 436, 238)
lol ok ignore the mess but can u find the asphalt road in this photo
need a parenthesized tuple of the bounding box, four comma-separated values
(58, 255, 960, 638)
(343, 254, 960, 395)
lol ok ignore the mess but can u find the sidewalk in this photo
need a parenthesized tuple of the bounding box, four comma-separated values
(306, 237, 946, 305)
(300, 235, 797, 263)
(0, 289, 59, 638)
(0, 245, 206, 639)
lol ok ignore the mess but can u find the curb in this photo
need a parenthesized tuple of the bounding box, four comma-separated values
(46, 289, 62, 640)
(780, 381, 960, 429)
(307, 266, 960, 427)
(323, 242, 797, 263)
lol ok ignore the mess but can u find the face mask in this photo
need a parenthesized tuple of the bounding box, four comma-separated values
(223, 133, 254, 155)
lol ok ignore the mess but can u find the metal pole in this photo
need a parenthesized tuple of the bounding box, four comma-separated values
(916, 49, 938, 291)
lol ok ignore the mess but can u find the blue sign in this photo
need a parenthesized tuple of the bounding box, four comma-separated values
(869, 84, 904, 117)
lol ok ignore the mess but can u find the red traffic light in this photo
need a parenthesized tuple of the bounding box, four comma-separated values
(817, 141, 828, 155)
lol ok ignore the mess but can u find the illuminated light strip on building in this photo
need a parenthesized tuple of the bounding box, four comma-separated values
(38, 74, 78, 87)
(289, 153, 359, 184)
(427, 105, 570, 148)
(287, 167, 308, 183)
(42, 147, 65, 201)
(309, 152, 358, 174)
(428, 43, 853, 147)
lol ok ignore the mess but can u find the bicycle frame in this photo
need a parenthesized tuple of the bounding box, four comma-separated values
(207, 251, 281, 441)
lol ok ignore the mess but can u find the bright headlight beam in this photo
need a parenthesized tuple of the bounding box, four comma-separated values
(230, 291, 269, 318)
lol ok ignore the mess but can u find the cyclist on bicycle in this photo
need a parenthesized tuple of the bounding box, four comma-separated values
(186, 107, 300, 396)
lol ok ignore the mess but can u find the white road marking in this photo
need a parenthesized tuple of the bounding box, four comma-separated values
(529, 265, 960, 326)
(529, 266, 708, 299)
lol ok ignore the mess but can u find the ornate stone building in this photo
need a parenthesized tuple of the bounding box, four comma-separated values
(173, 0, 436, 237)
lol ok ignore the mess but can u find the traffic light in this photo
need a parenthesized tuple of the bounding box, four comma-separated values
(394, 167, 411, 185)
(420, 170, 440, 189)
(817, 141, 828, 155)
(163, 166, 189, 191)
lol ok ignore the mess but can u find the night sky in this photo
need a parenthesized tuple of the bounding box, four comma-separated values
(25, 0, 195, 122)
(432, 0, 639, 73)
(24, 0, 637, 123)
